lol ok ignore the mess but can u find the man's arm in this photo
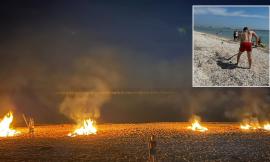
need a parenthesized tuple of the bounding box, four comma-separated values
(252, 31, 259, 46)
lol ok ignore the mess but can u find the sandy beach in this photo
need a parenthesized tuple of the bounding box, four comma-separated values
(0, 123, 270, 161)
(193, 31, 269, 87)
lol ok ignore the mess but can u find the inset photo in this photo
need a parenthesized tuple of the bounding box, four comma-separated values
(193, 6, 269, 87)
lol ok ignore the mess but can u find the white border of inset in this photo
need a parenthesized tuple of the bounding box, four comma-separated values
(192, 5, 270, 87)
(269, 6, 270, 87)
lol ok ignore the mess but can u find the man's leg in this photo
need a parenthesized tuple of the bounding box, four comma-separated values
(151, 155, 156, 162)
(247, 51, 252, 69)
(236, 51, 243, 65)
(149, 155, 153, 162)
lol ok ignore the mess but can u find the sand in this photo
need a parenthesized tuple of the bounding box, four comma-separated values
(0, 123, 270, 161)
(193, 31, 269, 87)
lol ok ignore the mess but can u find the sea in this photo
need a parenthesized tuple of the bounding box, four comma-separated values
(194, 26, 269, 46)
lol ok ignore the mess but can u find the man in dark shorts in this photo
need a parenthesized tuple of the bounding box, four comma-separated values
(236, 27, 258, 69)
(148, 135, 157, 162)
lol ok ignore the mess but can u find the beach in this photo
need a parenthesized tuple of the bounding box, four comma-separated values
(193, 31, 269, 87)
(0, 123, 270, 161)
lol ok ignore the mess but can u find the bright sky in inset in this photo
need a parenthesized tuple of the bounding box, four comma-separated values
(194, 6, 269, 30)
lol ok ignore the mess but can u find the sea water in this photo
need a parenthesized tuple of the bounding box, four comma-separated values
(194, 26, 269, 46)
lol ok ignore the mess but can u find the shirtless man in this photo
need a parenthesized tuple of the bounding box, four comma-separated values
(236, 27, 258, 69)
(148, 135, 157, 162)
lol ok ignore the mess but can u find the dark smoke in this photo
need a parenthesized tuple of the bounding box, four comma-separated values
(1, 38, 270, 124)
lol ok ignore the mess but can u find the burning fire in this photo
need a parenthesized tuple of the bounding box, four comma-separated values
(240, 118, 270, 131)
(240, 124, 252, 130)
(188, 116, 208, 132)
(263, 123, 270, 131)
(240, 123, 261, 130)
(68, 119, 97, 137)
(240, 118, 261, 130)
(0, 112, 20, 137)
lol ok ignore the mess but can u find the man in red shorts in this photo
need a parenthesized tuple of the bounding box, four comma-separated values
(236, 27, 258, 69)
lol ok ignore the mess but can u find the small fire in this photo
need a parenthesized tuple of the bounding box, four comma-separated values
(240, 118, 270, 131)
(240, 124, 252, 130)
(68, 119, 97, 137)
(263, 123, 270, 131)
(188, 116, 208, 132)
(240, 118, 262, 130)
(0, 112, 20, 137)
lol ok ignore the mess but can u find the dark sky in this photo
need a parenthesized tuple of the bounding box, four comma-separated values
(0, 0, 269, 124)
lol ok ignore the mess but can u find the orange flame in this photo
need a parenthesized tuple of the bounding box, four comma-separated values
(263, 123, 270, 131)
(240, 124, 262, 130)
(68, 119, 97, 137)
(0, 112, 20, 137)
(188, 118, 208, 132)
(240, 118, 270, 131)
(240, 118, 261, 130)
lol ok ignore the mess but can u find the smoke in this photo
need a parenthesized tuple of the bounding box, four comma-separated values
(0, 95, 16, 116)
(0, 34, 190, 124)
(224, 89, 270, 122)
(57, 49, 123, 122)
(59, 80, 111, 122)
(1, 45, 270, 124)
(188, 115, 202, 122)
(180, 88, 270, 122)
(60, 92, 108, 122)
(56, 48, 189, 123)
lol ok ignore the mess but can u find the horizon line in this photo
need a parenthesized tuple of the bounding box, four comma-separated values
(194, 25, 269, 31)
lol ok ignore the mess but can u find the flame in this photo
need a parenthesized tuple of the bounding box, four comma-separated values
(188, 119, 208, 132)
(240, 118, 270, 131)
(240, 119, 261, 130)
(240, 124, 252, 130)
(0, 112, 20, 137)
(68, 119, 97, 137)
(263, 123, 270, 131)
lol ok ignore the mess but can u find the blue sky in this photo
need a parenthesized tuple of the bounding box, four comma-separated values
(194, 6, 269, 30)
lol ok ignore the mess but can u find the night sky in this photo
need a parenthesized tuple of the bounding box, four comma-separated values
(0, 0, 269, 124)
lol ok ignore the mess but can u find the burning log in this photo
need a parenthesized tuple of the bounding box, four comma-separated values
(0, 112, 20, 137)
(68, 119, 97, 137)
(187, 116, 208, 132)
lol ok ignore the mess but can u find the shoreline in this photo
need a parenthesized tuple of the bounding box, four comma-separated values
(194, 30, 269, 51)
(194, 30, 231, 42)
